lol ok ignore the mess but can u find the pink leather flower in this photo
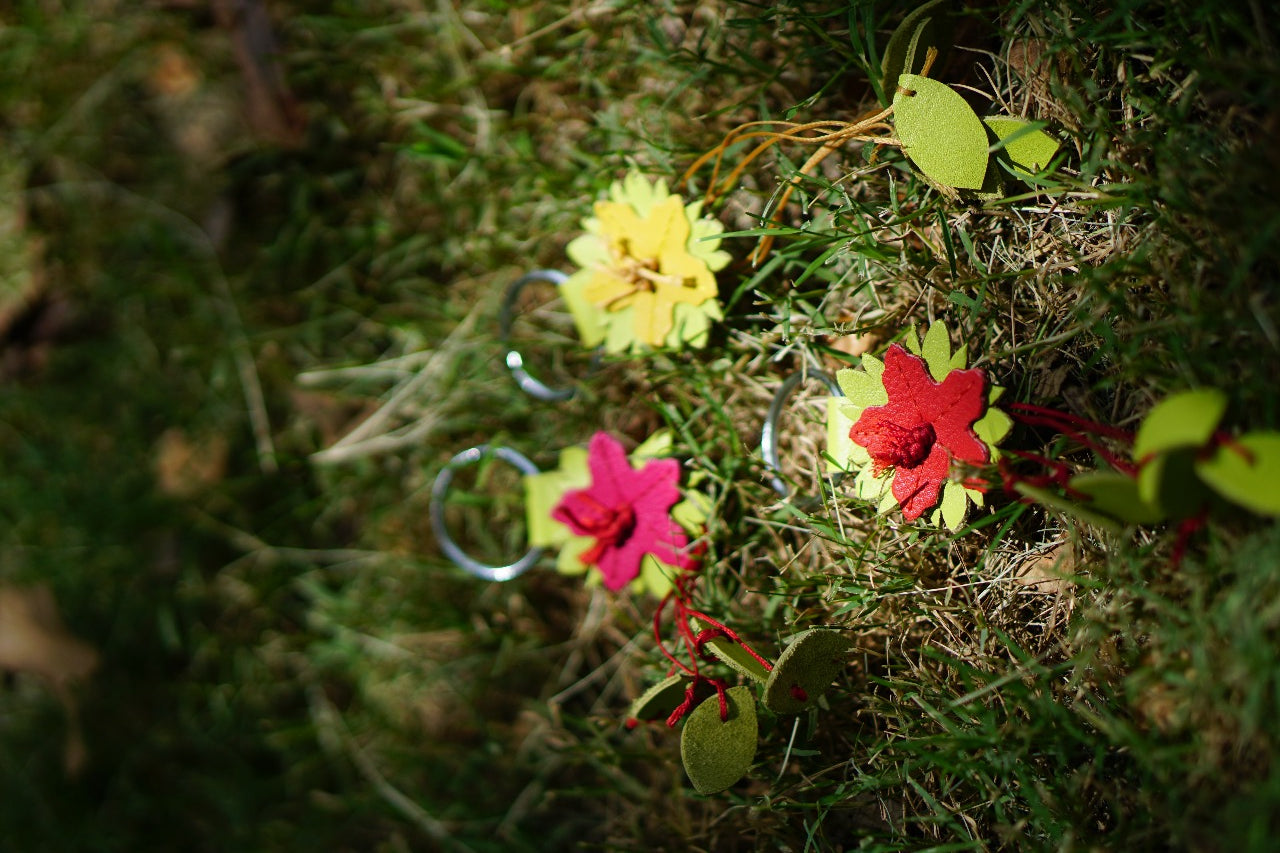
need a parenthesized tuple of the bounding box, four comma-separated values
(552, 432, 695, 590)
(850, 344, 989, 519)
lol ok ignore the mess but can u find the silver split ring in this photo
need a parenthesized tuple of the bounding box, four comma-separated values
(430, 444, 544, 581)
(499, 269, 579, 402)
(761, 369, 842, 497)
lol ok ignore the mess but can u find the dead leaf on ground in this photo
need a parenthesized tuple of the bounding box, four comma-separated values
(0, 584, 100, 774)
(1015, 542, 1076, 596)
(154, 427, 230, 497)
(1135, 680, 1185, 734)
(1033, 362, 1071, 399)
(0, 158, 67, 381)
(1006, 38, 1053, 83)
(828, 332, 881, 358)
(290, 389, 380, 448)
(1013, 542, 1079, 641)
(147, 43, 202, 99)
(212, 0, 306, 147)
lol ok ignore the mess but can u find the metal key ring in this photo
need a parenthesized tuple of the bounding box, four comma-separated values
(499, 269, 581, 402)
(761, 369, 843, 497)
(430, 444, 544, 581)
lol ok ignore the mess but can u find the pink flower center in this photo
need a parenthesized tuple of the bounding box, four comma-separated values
(559, 493, 637, 566)
(866, 421, 936, 471)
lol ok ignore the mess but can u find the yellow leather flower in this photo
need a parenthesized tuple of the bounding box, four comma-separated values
(561, 171, 729, 353)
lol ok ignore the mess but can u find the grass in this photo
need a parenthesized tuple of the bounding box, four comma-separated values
(1, 0, 1278, 850)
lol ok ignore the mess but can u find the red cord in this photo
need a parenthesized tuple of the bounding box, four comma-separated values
(685, 608, 775, 672)
(1009, 402, 1135, 442)
(644, 563, 773, 727)
(652, 591, 695, 676)
(1170, 514, 1208, 568)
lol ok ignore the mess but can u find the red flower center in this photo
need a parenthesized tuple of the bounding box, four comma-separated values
(865, 421, 936, 471)
(558, 493, 637, 566)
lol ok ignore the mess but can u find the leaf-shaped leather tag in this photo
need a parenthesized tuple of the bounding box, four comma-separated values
(1134, 389, 1228, 460)
(1069, 470, 1165, 524)
(680, 686, 758, 795)
(1195, 432, 1280, 516)
(763, 629, 853, 714)
(629, 674, 706, 722)
(893, 74, 989, 190)
(703, 635, 771, 683)
(983, 116, 1060, 178)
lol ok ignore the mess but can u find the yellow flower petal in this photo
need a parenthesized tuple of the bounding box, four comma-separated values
(658, 250, 719, 305)
(641, 195, 691, 261)
(603, 306, 638, 353)
(597, 194, 685, 262)
(626, 291, 667, 346)
(559, 270, 608, 348)
(570, 170, 728, 352)
(581, 268, 636, 310)
(565, 232, 610, 269)
(594, 200, 645, 256)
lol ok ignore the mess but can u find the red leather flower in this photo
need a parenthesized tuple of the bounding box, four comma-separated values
(552, 432, 695, 590)
(850, 344, 989, 519)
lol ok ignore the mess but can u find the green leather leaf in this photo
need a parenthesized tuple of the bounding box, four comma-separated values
(826, 396, 859, 473)
(1069, 470, 1165, 524)
(1134, 389, 1228, 460)
(665, 296, 722, 350)
(875, 473, 899, 513)
(852, 463, 892, 505)
(1137, 448, 1212, 520)
(971, 157, 1007, 201)
(704, 635, 772, 683)
(680, 686, 758, 795)
(973, 406, 1013, 449)
(628, 674, 696, 722)
(558, 269, 608, 348)
(920, 322, 953, 381)
(671, 489, 711, 533)
(893, 74, 989, 190)
(983, 116, 1060, 178)
(836, 358, 889, 408)
(901, 325, 923, 356)
(938, 479, 968, 531)
(763, 629, 853, 715)
(524, 470, 568, 547)
(690, 618, 772, 682)
(523, 446, 590, 547)
(630, 430, 673, 461)
(1195, 432, 1280, 516)
(880, 0, 954, 101)
(602, 304, 638, 354)
(555, 535, 592, 575)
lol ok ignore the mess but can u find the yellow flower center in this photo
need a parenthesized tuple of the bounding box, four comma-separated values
(603, 238, 697, 309)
